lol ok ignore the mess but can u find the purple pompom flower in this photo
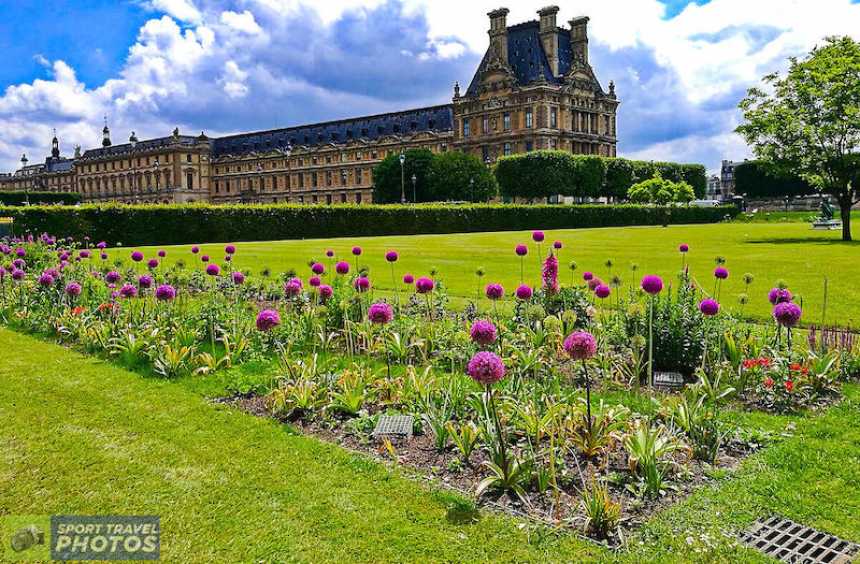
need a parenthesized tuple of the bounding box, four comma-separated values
(138, 275, 153, 289)
(403, 273, 414, 284)
(100, 252, 108, 260)
(319, 285, 333, 301)
(158, 249, 167, 258)
(201, 255, 210, 263)
(773, 302, 802, 327)
(415, 277, 434, 294)
(225, 245, 236, 255)
(368, 302, 394, 324)
(641, 274, 664, 295)
(284, 278, 303, 297)
(335, 261, 350, 275)
(309, 275, 321, 287)
(354, 276, 371, 292)
(532, 230, 545, 243)
(105, 271, 121, 284)
(38, 273, 55, 287)
(594, 284, 611, 299)
(352, 246, 362, 256)
(679, 243, 689, 253)
(11, 268, 25, 281)
(131, 251, 144, 262)
(119, 284, 138, 298)
(515, 244, 528, 256)
(311, 262, 325, 275)
(15, 248, 26, 258)
(699, 298, 720, 316)
(325, 249, 334, 258)
(553, 240, 563, 250)
(206, 264, 221, 276)
(583, 271, 594, 281)
(191, 246, 200, 254)
(65, 281, 82, 297)
(155, 284, 176, 301)
(96, 241, 107, 250)
(485, 283, 504, 300)
(385, 250, 398, 263)
(768, 287, 793, 305)
(515, 284, 533, 300)
(231, 271, 245, 285)
(470, 320, 497, 346)
(79, 250, 91, 259)
(256, 309, 281, 332)
(466, 351, 505, 386)
(147, 259, 159, 269)
(714, 266, 729, 280)
(563, 331, 597, 360)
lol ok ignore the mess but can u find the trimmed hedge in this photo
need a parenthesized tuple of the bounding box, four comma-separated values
(0, 191, 82, 206)
(734, 160, 814, 198)
(1, 203, 739, 247)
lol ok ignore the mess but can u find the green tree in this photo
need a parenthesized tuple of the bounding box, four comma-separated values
(603, 158, 635, 200)
(673, 181, 695, 204)
(734, 160, 814, 199)
(737, 36, 860, 241)
(372, 149, 434, 204)
(572, 156, 606, 198)
(427, 151, 497, 202)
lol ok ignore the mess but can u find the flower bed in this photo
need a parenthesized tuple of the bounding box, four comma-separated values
(0, 232, 857, 541)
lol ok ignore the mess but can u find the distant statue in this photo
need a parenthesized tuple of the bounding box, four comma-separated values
(820, 197, 835, 220)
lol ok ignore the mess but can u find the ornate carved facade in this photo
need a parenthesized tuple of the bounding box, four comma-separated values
(0, 6, 617, 204)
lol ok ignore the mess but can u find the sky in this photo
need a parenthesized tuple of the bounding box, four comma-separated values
(0, 0, 858, 174)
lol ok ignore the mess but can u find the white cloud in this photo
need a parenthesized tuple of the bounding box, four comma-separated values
(220, 10, 264, 35)
(146, 0, 202, 23)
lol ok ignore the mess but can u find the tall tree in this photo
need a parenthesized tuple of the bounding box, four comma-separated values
(428, 151, 497, 202)
(737, 36, 860, 241)
(371, 149, 434, 204)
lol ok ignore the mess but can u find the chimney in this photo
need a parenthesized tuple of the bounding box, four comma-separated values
(538, 6, 560, 76)
(569, 16, 590, 63)
(487, 8, 510, 64)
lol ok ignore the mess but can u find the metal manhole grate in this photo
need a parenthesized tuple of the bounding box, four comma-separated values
(372, 415, 414, 438)
(740, 516, 859, 563)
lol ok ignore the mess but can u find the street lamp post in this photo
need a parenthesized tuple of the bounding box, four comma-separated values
(469, 177, 474, 202)
(399, 152, 406, 204)
(20, 154, 30, 206)
(411, 173, 417, 203)
(154, 158, 160, 194)
(130, 132, 138, 200)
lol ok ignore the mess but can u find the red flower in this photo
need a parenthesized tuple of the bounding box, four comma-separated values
(801, 367, 809, 375)
(763, 377, 774, 389)
(785, 380, 794, 392)
(71, 306, 86, 316)
(760, 357, 772, 367)
(743, 359, 756, 370)
(789, 363, 802, 372)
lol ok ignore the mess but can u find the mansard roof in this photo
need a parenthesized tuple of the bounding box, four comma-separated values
(81, 135, 203, 160)
(465, 20, 603, 97)
(211, 105, 453, 158)
(45, 157, 73, 173)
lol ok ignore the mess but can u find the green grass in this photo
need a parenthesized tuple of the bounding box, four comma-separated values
(127, 221, 860, 325)
(1, 328, 859, 562)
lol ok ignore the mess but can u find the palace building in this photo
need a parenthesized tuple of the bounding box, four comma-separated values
(0, 6, 618, 205)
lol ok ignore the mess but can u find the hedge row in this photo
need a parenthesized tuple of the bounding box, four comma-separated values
(0, 191, 82, 206)
(1, 204, 739, 247)
(494, 151, 707, 201)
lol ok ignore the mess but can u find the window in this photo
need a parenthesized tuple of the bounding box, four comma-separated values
(503, 112, 511, 131)
(482, 116, 489, 134)
(326, 194, 332, 205)
(504, 143, 512, 156)
(355, 192, 362, 204)
(481, 146, 489, 162)
(341, 193, 347, 203)
(463, 120, 471, 137)
(186, 154, 192, 163)
(525, 109, 533, 128)
(186, 171, 194, 190)
(550, 107, 558, 128)
(525, 140, 534, 152)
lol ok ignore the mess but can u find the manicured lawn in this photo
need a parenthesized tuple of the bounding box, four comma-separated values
(1, 328, 858, 562)
(128, 221, 860, 325)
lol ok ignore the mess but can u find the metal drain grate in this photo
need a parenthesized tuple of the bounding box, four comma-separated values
(372, 415, 414, 438)
(740, 516, 859, 563)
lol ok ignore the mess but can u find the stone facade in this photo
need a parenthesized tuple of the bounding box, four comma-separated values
(0, 6, 617, 205)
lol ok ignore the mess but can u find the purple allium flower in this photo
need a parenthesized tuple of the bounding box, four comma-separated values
(224, 255, 232, 263)
(335, 261, 350, 275)
(119, 283, 138, 298)
(158, 249, 167, 258)
(403, 273, 414, 284)
(15, 248, 25, 258)
(284, 278, 303, 297)
(515, 284, 533, 300)
(201, 255, 210, 263)
(12, 258, 25, 269)
(155, 284, 176, 301)
(309, 275, 321, 287)
(699, 298, 720, 316)
(231, 271, 245, 285)
(385, 250, 399, 263)
(467, 351, 505, 385)
(354, 276, 371, 292)
(515, 244, 528, 256)
(225, 244, 236, 255)
(44, 268, 59, 279)
(191, 246, 200, 254)
(105, 271, 121, 284)
(768, 287, 793, 305)
(553, 240, 563, 250)
(587, 277, 603, 292)
(111, 291, 119, 299)
(325, 249, 334, 258)
(311, 262, 325, 275)
(205, 264, 221, 276)
(100, 253, 108, 260)
(563, 331, 597, 360)
(11, 268, 25, 281)
(542, 253, 559, 295)
(65, 281, 82, 297)
(773, 302, 802, 327)
(79, 250, 91, 259)
(470, 319, 497, 346)
(256, 309, 281, 332)
(415, 277, 434, 294)
(583, 271, 594, 281)
(368, 302, 394, 324)
(714, 266, 729, 280)
(38, 273, 55, 287)
(319, 284, 333, 301)
(641, 274, 664, 295)
(147, 259, 159, 269)
(131, 251, 144, 262)
(0, 266, 5, 280)
(532, 230, 545, 243)
(352, 246, 362, 256)
(138, 275, 153, 289)
(97, 241, 107, 250)
(594, 284, 611, 299)
(485, 283, 504, 300)
(679, 243, 689, 253)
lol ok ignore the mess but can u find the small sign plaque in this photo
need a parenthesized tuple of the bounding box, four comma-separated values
(653, 371, 685, 391)
(372, 415, 414, 438)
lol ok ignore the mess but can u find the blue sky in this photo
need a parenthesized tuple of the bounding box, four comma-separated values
(0, 0, 858, 173)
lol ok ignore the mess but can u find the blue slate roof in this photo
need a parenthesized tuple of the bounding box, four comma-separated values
(212, 105, 453, 158)
(465, 21, 597, 97)
(81, 135, 203, 160)
(45, 158, 73, 173)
